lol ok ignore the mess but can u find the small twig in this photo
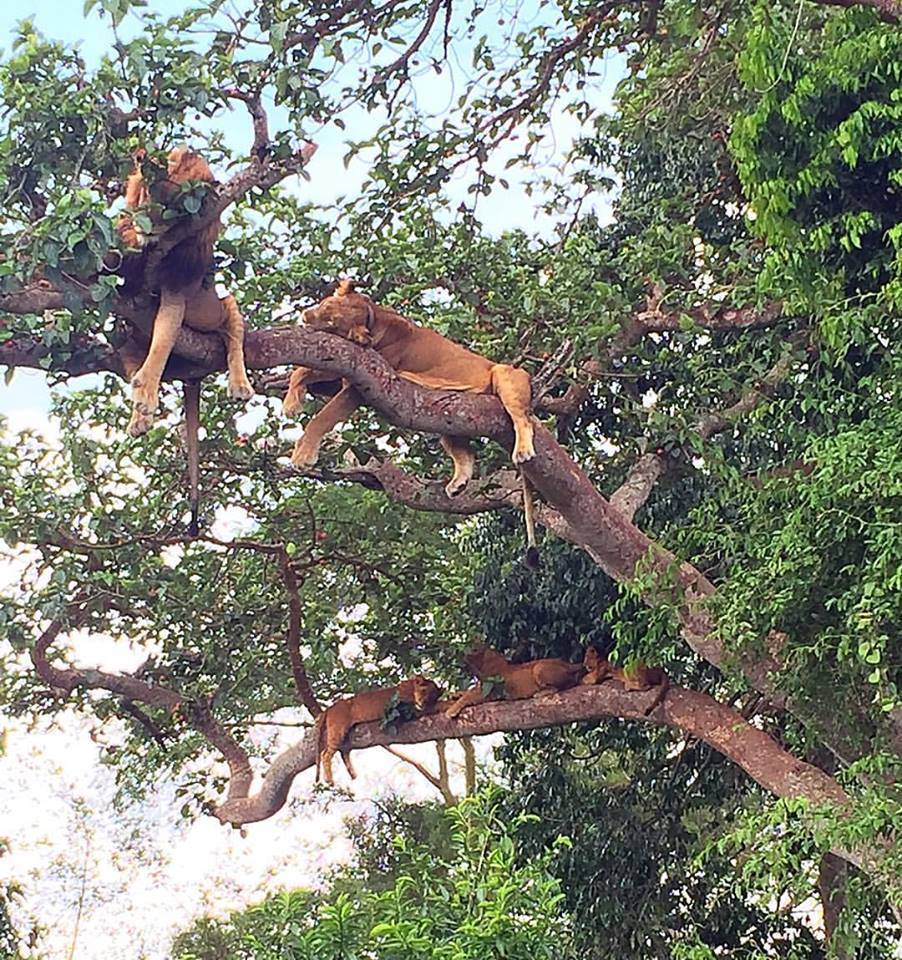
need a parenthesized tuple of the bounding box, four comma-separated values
(381, 743, 454, 801)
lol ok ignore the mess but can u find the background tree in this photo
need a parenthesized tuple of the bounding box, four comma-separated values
(0, 0, 899, 957)
(170, 793, 574, 960)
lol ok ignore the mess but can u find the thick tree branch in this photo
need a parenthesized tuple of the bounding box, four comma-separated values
(638, 298, 785, 334)
(608, 343, 798, 521)
(810, 0, 901, 23)
(211, 682, 884, 877)
(608, 452, 669, 520)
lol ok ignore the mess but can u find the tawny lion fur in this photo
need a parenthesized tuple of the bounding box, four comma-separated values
(116, 147, 253, 437)
(282, 280, 536, 496)
(581, 647, 670, 715)
(314, 674, 442, 785)
(445, 645, 584, 719)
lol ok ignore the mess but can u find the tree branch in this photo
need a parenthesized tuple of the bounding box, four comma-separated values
(211, 682, 883, 878)
(139, 141, 317, 282)
(31, 615, 254, 804)
(810, 0, 901, 23)
(609, 342, 799, 521)
(304, 459, 524, 515)
(373, 0, 445, 89)
(278, 550, 322, 717)
(223, 88, 270, 157)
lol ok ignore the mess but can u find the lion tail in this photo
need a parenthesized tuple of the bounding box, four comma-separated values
(184, 379, 201, 537)
(313, 711, 326, 783)
(521, 470, 539, 569)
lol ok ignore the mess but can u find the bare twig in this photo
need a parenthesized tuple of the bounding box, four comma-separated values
(373, 0, 445, 91)
(278, 550, 322, 717)
(380, 743, 456, 802)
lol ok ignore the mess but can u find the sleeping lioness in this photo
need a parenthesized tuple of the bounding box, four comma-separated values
(314, 674, 442, 785)
(282, 280, 536, 496)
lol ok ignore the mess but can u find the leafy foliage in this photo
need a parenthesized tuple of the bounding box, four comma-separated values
(171, 792, 575, 960)
(0, 0, 900, 955)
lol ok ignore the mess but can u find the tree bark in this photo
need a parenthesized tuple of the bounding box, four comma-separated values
(8, 323, 875, 765)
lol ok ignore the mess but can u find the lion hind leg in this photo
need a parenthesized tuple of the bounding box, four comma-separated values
(340, 748, 356, 779)
(128, 288, 186, 436)
(320, 748, 335, 786)
(439, 435, 476, 497)
(490, 365, 535, 463)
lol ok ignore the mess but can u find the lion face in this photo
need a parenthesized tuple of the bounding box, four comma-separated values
(463, 645, 505, 676)
(165, 146, 211, 181)
(583, 647, 601, 670)
(411, 674, 442, 710)
(301, 280, 373, 346)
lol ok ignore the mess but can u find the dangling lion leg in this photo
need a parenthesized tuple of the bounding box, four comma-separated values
(490, 364, 535, 464)
(291, 383, 361, 469)
(439, 435, 476, 497)
(218, 295, 254, 401)
(128, 288, 186, 437)
(283, 367, 318, 418)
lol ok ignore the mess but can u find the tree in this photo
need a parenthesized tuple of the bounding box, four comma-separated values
(0, 0, 899, 955)
(170, 792, 574, 960)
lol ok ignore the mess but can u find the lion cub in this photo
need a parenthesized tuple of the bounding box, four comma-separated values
(581, 647, 669, 715)
(283, 280, 535, 496)
(315, 674, 442, 785)
(445, 645, 584, 718)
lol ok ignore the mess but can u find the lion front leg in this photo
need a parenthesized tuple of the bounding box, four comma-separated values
(128, 289, 186, 437)
(282, 366, 315, 417)
(291, 383, 361, 469)
(219, 295, 254, 401)
(444, 686, 486, 719)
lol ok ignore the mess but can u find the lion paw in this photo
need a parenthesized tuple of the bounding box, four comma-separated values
(130, 378, 159, 419)
(445, 476, 469, 498)
(127, 408, 154, 437)
(290, 443, 320, 470)
(228, 377, 255, 402)
(512, 441, 536, 464)
(282, 395, 302, 418)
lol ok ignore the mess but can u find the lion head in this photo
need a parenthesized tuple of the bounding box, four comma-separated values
(301, 279, 374, 346)
(410, 674, 442, 711)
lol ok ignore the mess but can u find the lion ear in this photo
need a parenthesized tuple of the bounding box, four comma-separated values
(335, 279, 355, 296)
